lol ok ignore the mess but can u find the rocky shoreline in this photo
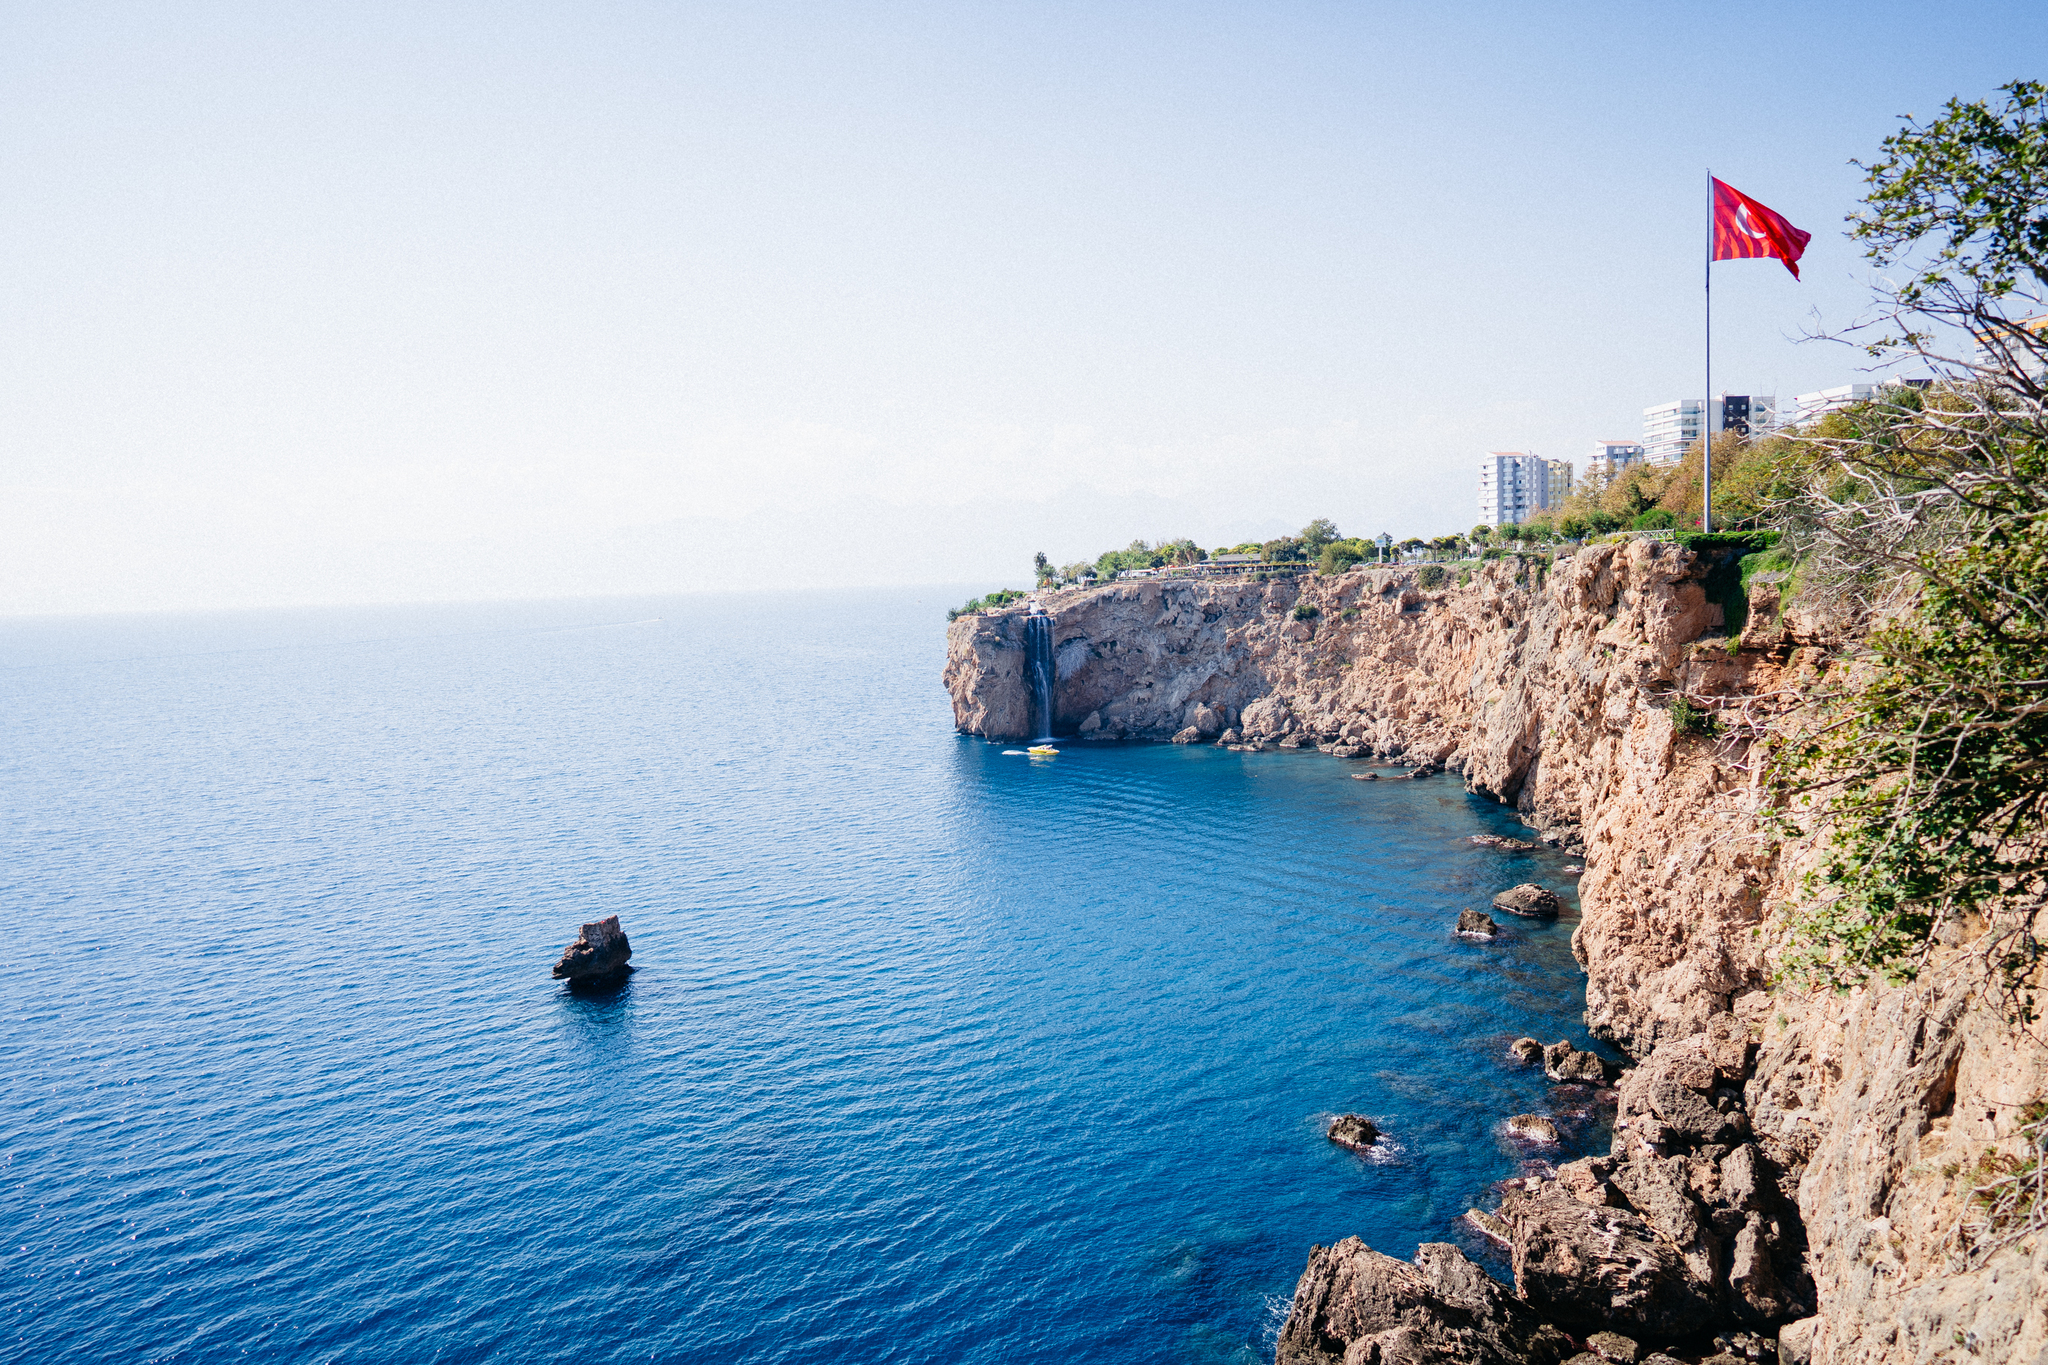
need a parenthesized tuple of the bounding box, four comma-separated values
(944, 548, 2048, 1364)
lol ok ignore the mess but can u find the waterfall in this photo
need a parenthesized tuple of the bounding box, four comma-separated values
(1025, 613, 1056, 742)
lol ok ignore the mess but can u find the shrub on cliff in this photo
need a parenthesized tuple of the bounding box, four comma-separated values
(947, 588, 1026, 621)
(1415, 564, 1449, 590)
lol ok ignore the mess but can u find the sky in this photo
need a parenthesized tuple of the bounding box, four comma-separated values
(3, 1, 2043, 614)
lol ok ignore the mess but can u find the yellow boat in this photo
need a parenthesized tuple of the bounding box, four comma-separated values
(1028, 745, 1059, 756)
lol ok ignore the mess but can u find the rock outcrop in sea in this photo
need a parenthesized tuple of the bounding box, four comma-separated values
(551, 915, 633, 983)
(943, 545, 2048, 1364)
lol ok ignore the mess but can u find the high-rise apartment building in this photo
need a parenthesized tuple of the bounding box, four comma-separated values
(1642, 396, 1776, 464)
(1588, 440, 1644, 483)
(1547, 459, 1574, 506)
(1478, 452, 1551, 526)
(1788, 384, 1881, 427)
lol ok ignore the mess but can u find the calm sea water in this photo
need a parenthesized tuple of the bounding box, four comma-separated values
(3, 588, 1610, 1365)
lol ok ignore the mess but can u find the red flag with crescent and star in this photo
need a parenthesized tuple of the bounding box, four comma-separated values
(1712, 178, 1810, 279)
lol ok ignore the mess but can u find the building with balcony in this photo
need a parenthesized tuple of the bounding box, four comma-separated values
(1642, 396, 1776, 464)
(1546, 459, 1574, 506)
(1479, 451, 1550, 527)
(1588, 440, 1645, 483)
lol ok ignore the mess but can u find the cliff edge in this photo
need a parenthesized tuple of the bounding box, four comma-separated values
(943, 548, 2047, 1364)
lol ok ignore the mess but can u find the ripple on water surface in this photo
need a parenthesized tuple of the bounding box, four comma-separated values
(1, 590, 1613, 1364)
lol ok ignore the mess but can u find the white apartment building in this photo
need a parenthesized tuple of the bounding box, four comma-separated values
(1787, 384, 1881, 427)
(1588, 440, 1644, 483)
(1478, 451, 1551, 527)
(1641, 395, 1777, 464)
(1642, 400, 1706, 465)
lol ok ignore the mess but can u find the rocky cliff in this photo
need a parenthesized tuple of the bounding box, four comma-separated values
(944, 547, 2048, 1364)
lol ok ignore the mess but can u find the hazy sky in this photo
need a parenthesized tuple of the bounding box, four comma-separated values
(4, 1, 2042, 613)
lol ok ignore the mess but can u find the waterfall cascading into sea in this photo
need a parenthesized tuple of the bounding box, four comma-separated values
(1025, 612, 1056, 742)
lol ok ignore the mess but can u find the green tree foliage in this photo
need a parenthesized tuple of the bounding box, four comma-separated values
(1767, 84, 2048, 1012)
(1852, 80, 2048, 320)
(1317, 538, 1372, 574)
(1300, 518, 1341, 551)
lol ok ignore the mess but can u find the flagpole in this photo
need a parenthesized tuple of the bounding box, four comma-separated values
(1703, 170, 1713, 534)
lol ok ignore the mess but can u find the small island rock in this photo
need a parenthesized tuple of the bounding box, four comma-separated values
(1506, 1113, 1560, 1143)
(1543, 1040, 1615, 1085)
(1492, 883, 1562, 918)
(1327, 1113, 1380, 1153)
(1456, 909, 1499, 937)
(552, 915, 633, 983)
(1507, 1036, 1544, 1065)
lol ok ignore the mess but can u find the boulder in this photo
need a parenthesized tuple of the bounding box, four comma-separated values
(1170, 726, 1201, 744)
(1464, 1208, 1512, 1245)
(1501, 1179, 1721, 1337)
(1507, 1114, 1561, 1143)
(1328, 1114, 1380, 1153)
(551, 915, 632, 983)
(1585, 1330, 1642, 1362)
(1457, 909, 1500, 937)
(1777, 1316, 1819, 1364)
(1279, 734, 1308, 749)
(1544, 1041, 1616, 1085)
(1275, 1238, 1574, 1365)
(1331, 744, 1363, 758)
(1215, 727, 1240, 744)
(1078, 710, 1103, 735)
(1493, 884, 1563, 918)
(1471, 833, 1538, 852)
(1508, 1037, 1545, 1065)
(1238, 694, 1292, 740)
(1353, 772, 1379, 781)
(1186, 702, 1226, 736)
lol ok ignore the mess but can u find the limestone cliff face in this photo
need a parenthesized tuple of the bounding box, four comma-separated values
(943, 546, 2048, 1364)
(946, 544, 1789, 1054)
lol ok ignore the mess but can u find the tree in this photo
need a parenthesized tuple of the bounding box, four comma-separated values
(1300, 518, 1341, 551)
(1469, 524, 1493, 543)
(1849, 79, 2048, 392)
(1033, 550, 1051, 584)
(1764, 83, 2048, 1017)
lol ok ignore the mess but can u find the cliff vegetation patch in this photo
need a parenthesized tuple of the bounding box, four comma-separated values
(1766, 82, 2048, 1017)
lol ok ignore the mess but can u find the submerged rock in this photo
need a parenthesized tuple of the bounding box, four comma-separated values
(1493, 883, 1563, 918)
(1275, 1237, 1573, 1365)
(1327, 1113, 1380, 1153)
(1457, 909, 1500, 937)
(1353, 772, 1379, 781)
(1471, 834, 1538, 852)
(551, 915, 632, 983)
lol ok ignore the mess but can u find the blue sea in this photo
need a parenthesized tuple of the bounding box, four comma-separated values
(2, 588, 1610, 1365)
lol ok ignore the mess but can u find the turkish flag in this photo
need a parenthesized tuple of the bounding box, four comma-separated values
(1712, 178, 1810, 279)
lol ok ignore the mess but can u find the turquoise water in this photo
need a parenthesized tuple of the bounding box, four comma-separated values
(2, 589, 1608, 1364)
